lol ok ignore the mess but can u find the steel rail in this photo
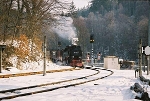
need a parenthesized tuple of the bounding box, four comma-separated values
(0, 68, 99, 94)
(0, 68, 113, 100)
(0, 68, 79, 78)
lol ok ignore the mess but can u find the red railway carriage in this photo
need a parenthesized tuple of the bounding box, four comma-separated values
(50, 45, 83, 67)
(50, 49, 63, 63)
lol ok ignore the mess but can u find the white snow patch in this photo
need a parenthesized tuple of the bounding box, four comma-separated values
(0, 66, 145, 101)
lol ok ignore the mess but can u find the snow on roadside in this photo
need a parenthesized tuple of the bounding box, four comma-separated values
(1, 60, 72, 74)
(0, 68, 141, 101)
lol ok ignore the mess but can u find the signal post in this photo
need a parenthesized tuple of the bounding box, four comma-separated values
(142, 46, 150, 75)
(90, 34, 94, 66)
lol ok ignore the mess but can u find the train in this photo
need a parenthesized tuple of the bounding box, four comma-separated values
(50, 45, 83, 67)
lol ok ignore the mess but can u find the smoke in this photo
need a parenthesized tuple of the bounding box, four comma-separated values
(52, 16, 77, 41)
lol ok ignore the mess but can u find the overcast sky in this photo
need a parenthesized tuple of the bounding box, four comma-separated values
(72, 0, 91, 9)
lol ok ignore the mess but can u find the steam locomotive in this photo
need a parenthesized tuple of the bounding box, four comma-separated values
(50, 45, 83, 67)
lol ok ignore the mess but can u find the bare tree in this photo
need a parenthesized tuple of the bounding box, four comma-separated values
(73, 16, 90, 58)
(0, 0, 70, 40)
(0, 0, 15, 42)
(0, 0, 70, 68)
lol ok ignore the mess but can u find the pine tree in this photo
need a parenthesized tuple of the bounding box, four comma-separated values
(89, 0, 112, 13)
(67, 1, 77, 17)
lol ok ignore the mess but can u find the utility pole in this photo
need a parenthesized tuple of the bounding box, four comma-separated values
(143, 54, 146, 72)
(148, 56, 150, 75)
(0, 48, 2, 73)
(148, 0, 150, 75)
(58, 41, 61, 61)
(138, 39, 142, 76)
(43, 36, 46, 76)
(0, 45, 6, 73)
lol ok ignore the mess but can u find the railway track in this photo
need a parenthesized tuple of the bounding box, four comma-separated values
(0, 68, 79, 78)
(0, 68, 113, 100)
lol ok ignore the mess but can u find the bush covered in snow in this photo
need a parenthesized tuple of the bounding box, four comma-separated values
(1, 34, 43, 70)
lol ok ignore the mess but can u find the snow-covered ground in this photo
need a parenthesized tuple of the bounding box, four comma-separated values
(0, 61, 149, 101)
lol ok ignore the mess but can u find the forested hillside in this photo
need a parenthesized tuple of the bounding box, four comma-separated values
(76, 0, 150, 60)
(0, 0, 70, 69)
(0, 0, 149, 69)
